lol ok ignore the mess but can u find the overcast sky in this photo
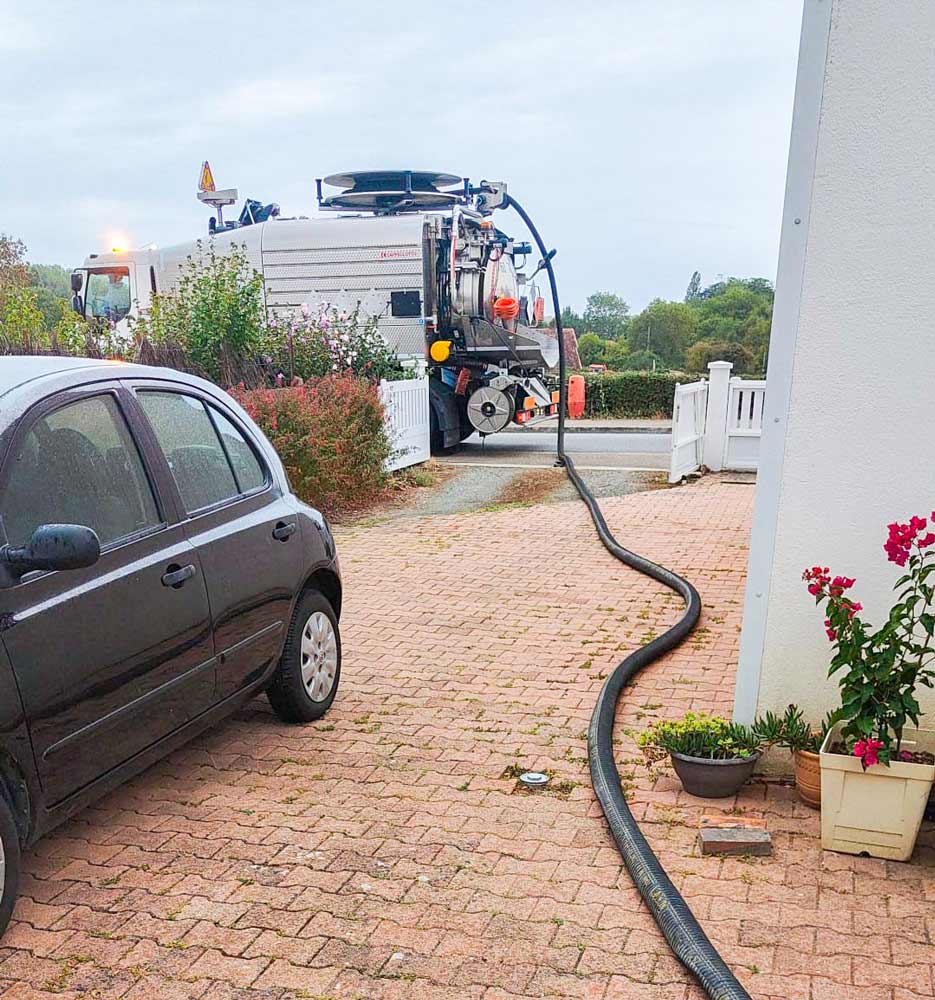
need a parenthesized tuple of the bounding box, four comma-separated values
(1, 1, 802, 312)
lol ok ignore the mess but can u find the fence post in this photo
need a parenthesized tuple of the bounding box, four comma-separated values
(702, 361, 733, 471)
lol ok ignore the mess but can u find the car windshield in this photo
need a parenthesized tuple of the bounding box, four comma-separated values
(85, 268, 131, 321)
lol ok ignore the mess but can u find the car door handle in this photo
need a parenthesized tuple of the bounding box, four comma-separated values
(272, 521, 297, 542)
(161, 563, 196, 588)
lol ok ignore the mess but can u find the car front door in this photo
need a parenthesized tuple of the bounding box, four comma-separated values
(133, 386, 304, 700)
(0, 386, 216, 805)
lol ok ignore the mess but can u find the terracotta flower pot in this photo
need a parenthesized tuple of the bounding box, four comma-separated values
(794, 749, 821, 809)
(670, 751, 760, 798)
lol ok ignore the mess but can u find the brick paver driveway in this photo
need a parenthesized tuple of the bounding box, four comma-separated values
(2, 480, 932, 1000)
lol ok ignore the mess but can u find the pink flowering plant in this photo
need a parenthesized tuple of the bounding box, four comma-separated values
(803, 512, 935, 769)
(266, 304, 408, 384)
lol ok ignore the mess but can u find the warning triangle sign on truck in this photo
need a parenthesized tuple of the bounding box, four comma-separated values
(198, 161, 216, 193)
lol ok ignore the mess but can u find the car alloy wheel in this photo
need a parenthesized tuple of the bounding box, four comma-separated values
(300, 611, 338, 703)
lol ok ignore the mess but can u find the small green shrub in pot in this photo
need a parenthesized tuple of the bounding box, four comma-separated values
(637, 712, 762, 798)
(752, 705, 843, 808)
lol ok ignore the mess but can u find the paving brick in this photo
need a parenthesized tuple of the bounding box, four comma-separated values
(0, 481, 926, 1000)
(252, 959, 336, 993)
(187, 949, 269, 987)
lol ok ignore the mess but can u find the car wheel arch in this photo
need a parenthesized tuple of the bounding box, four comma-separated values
(0, 753, 32, 846)
(299, 568, 342, 620)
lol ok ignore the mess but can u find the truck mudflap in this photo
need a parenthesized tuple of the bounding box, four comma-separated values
(428, 376, 462, 451)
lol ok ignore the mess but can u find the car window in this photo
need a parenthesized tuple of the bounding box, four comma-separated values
(1, 394, 159, 549)
(138, 392, 239, 513)
(209, 406, 266, 494)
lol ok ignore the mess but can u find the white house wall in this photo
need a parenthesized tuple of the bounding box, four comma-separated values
(735, 0, 935, 723)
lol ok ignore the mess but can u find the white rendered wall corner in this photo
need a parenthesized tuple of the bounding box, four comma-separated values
(734, 0, 935, 724)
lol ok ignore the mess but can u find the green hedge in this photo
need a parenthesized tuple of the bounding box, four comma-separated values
(581, 371, 679, 418)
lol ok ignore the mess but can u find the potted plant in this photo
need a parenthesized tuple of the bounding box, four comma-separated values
(753, 705, 842, 808)
(637, 712, 761, 798)
(802, 512, 935, 860)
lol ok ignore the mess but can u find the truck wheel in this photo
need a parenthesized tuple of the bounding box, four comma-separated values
(267, 591, 341, 723)
(0, 794, 21, 940)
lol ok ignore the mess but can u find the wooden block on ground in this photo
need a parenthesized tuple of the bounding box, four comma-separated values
(698, 827, 772, 856)
(700, 814, 768, 830)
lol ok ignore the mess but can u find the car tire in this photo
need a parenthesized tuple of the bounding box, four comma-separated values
(267, 590, 341, 723)
(0, 793, 21, 939)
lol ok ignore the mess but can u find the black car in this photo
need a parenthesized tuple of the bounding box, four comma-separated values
(0, 357, 342, 935)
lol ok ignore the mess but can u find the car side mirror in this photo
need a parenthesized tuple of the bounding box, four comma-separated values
(0, 524, 101, 578)
(70, 272, 84, 293)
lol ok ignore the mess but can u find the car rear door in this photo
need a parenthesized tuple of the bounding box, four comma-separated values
(131, 384, 304, 699)
(0, 384, 216, 805)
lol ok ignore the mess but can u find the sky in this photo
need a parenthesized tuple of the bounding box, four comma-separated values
(0, 1, 803, 313)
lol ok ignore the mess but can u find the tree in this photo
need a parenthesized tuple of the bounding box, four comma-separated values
(30, 264, 72, 330)
(576, 332, 607, 367)
(625, 349, 664, 371)
(583, 292, 629, 340)
(0, 235, 49, 351)
(689, 278, 773, 372)
(626, 300, 697, 369)
(0, 284, 47, 352)
(559, 305, 583, 332)
(0, 235, 30, 317)
(605, 339, 630, 370)
(684, 339, 755, 374)
(685, 270, 702, 302)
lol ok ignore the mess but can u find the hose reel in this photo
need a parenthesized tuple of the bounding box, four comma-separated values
(466, 386, 512, 434)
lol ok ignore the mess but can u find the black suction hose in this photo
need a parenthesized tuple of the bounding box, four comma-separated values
(504, 193, 753, 1000)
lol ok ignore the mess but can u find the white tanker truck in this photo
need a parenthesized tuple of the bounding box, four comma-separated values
(71, 170, 560, 450)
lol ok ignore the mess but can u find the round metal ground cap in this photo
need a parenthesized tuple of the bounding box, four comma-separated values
(518, 771, 550, 787)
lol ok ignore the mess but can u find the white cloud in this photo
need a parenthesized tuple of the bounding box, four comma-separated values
(0, 8, 40, 51)
(207, 76, 354, 122)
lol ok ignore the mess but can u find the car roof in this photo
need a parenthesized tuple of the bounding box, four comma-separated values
(0, 356, 126, 397)
(0, 355, 291, 495)
(0, 356, 232, 422)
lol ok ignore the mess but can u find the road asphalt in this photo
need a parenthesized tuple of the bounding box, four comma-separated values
(445, 428, 671, 470)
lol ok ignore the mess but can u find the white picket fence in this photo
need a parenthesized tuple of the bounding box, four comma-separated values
(668, 380, 708, 483)
(668, 361, 765, 482)
(380, 375, 431, 472)
(724, 377, 766, 471)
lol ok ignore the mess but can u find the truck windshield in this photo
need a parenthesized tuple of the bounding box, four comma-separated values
(85, 268, 131, 322)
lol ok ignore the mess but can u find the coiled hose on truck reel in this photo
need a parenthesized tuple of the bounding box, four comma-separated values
(504, 192, 753, 1000)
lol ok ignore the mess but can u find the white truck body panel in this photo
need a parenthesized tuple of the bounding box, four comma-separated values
(77, 215, 429, 359)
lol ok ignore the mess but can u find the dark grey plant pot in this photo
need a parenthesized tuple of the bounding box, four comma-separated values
(670, 751, 761, 798)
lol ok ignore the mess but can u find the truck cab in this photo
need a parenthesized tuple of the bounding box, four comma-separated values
(71, 250, 157, 341)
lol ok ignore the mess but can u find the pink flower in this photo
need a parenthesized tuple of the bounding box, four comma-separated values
(884, 513, 933, 563)
(853, 737, 883, 769)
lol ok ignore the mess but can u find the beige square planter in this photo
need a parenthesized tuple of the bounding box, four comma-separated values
(819, 724, 935, 861)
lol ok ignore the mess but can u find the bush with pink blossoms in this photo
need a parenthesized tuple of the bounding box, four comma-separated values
(266, 305, 409, 384)
(803, 511, 935, 768)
